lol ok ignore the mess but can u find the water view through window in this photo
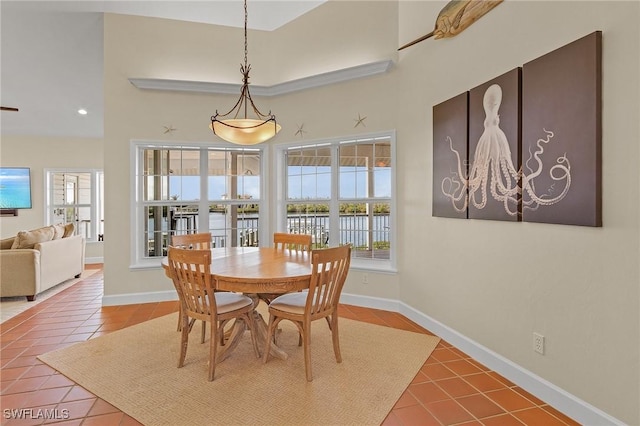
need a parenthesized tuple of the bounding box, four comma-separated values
(284, 137, 393, 260)
(137, 135, 393, 264)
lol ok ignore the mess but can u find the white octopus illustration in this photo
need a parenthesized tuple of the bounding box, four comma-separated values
(441, 84, 571, 215)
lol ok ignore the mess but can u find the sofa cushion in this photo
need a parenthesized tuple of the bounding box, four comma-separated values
(63, 223, 75, 238)
(0, 237, 15, 250)
(52, 224, 66, 240)
(11, 226, 55, 249)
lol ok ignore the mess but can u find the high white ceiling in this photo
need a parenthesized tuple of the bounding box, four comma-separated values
(0, 1, 326, 139)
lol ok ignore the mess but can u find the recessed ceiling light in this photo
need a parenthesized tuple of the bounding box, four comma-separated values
(78, 109, 88, 115)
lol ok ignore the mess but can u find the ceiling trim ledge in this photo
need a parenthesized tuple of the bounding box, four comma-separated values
(128, 59, 394, 97)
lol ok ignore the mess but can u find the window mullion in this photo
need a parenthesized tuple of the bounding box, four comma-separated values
(199, 148, 209, 232)
(330, 145, 340, 244)
(90, 172, 96, 241)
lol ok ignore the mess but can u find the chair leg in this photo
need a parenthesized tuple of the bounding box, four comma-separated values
(218, 319, 228, 346)
(208, 320, 218, 381)
(219, 321, 226, 346)
(219, 319, 236, 346)
(330, 315, 342, 363)
(262, 315, 278, 364)
(303, 323, 313, 382)
(178, 315, 189, 368)
(178, 310, 206, 344)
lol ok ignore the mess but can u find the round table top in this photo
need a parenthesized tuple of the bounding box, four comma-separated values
(163, 246, 312, 294)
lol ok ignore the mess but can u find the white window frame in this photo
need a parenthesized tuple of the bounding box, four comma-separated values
(274, 130, 396, 272)
(130, 140, 269, 269)
(44, 169, 104, 242)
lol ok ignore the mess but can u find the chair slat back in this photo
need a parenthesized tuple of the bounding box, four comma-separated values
(306, 245, 351, 318)
(167, 247, 215, 320)
(274, 233, 312, 253)
(171, 232, 212, 250)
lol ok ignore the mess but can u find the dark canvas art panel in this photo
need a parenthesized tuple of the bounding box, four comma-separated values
(521, 31, 602, 226)
(468, 68, 521, 221)
(432, 92, 468, 219)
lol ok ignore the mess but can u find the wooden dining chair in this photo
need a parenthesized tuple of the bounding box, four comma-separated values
(258, 232, 314, 306)
(171, 232, 212, 250)
(262, 244, 352, 381)
(170, 232, 213, 337)
(273, 232, 312, 252)
(167, 246, 259, 381)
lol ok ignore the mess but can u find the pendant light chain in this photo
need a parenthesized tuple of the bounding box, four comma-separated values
(244, 0, 248, 70)
(242, 0, 249, 118)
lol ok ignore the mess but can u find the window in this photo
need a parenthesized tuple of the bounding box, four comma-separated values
(131, 142, 264, 267)
(45, 170, 104, 242)
(277, 131, 395, 270)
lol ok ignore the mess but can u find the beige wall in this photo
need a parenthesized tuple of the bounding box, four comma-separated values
(0, 135, 104, 261)
(102, 2, 402, 299)
(272, 1, 398, 82)
(397, 1, 639, 424)
(270, 1, 399, 300)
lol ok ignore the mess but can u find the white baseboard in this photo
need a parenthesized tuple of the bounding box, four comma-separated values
(339, 293, 401, 312)
(340, 292, 624, 426)
(102, 290, 177, 306)
(85, 257, 104, 264)
(100, 289, 622, 425)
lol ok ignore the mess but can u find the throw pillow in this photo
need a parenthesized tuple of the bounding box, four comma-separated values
(62, 223, 75, 237)
(11, 226, 55, 249)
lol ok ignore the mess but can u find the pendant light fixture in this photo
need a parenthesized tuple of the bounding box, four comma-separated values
(209, 0, 281, 145)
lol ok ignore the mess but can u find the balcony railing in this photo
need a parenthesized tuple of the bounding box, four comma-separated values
(148, 213, 390, 258)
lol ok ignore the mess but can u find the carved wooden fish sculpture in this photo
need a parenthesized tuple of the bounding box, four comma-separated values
(398, 0, 503, 51)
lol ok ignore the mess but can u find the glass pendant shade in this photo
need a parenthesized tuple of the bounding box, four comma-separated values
(209, 0, 281, 145)
(209, 119, 281, 145)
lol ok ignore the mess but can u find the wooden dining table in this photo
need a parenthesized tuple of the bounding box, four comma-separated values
(162, 246, 312, 362)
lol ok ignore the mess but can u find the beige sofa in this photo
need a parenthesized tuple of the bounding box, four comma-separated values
(0, 225, 85, 301)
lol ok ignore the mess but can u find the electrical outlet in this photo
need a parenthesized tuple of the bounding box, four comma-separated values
(362, 273, 369, 284)
(533, 332, 545, 354)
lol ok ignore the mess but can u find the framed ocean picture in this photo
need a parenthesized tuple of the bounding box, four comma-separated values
(0, 167, 32, 210)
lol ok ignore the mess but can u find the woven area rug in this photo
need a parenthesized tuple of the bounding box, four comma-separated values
(38, 309, 439, 426)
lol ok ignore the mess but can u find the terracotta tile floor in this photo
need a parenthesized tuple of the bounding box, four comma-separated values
(0, 266, 581, 426)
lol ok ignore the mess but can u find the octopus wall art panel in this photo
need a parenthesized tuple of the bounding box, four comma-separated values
(432, 92, 468, 219)
(468, 68, 521, 221)
(521, 31, 602, 226)
(432, 31, 602, 227)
